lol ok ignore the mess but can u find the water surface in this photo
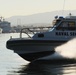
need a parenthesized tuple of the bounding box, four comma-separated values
(0, 33, 76, 75)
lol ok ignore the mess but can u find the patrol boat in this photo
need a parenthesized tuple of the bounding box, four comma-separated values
(6, 14, 76, 62)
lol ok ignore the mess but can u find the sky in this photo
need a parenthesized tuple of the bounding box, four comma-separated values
(0, 0, 76, 18)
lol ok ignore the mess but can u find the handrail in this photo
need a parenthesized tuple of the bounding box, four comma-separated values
(20, 26, 76, 38)
(20, 28, 33, 38)
(20, 27, 53, 38)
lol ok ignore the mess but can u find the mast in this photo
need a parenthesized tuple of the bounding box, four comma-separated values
(62, 0, 65, 15)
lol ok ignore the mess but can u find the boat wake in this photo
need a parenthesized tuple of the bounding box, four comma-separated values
(39, 38, 76, 61)
(55, 38, 76, 59)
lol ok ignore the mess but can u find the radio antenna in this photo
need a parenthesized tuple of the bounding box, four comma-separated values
(62, 0, 65, 15)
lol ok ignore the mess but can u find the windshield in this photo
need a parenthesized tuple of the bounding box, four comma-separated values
(52, 19, 61, 26)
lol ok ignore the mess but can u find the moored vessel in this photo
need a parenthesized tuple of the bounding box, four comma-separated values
(0, 28, 2, 33)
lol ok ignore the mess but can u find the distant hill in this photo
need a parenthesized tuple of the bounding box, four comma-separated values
(5, 10, 76, 26)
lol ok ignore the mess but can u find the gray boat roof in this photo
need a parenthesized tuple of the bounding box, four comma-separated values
(65, 16, 76, 19)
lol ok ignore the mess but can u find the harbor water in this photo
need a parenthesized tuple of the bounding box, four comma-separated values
(1, 33, 76, 75)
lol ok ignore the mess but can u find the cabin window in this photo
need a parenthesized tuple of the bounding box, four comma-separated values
(68, 22, 75, 30)
(56, 21, 76, 30)
(38, 34, 44, 38)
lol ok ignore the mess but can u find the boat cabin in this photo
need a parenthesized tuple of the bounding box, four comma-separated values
(55, 16, 76, 31)
(33, 15, 76, 39)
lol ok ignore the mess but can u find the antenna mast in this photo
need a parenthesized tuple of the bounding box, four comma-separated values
(62, 0, 65, 15)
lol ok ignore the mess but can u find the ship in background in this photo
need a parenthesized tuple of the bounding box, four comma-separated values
(0, 16, 11, 33)
(0, 27, 2, 33)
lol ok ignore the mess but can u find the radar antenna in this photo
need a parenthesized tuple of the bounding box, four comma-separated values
(69, 13, 72, 16)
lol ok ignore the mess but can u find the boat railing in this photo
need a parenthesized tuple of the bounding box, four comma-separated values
(20, 26, 76, 38)
(20, 28, 37, 38)
(20, 27, 53, 38)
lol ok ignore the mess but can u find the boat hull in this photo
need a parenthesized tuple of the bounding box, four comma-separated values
(19, 51, 55, 61)
(6, 39, 67, 62)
